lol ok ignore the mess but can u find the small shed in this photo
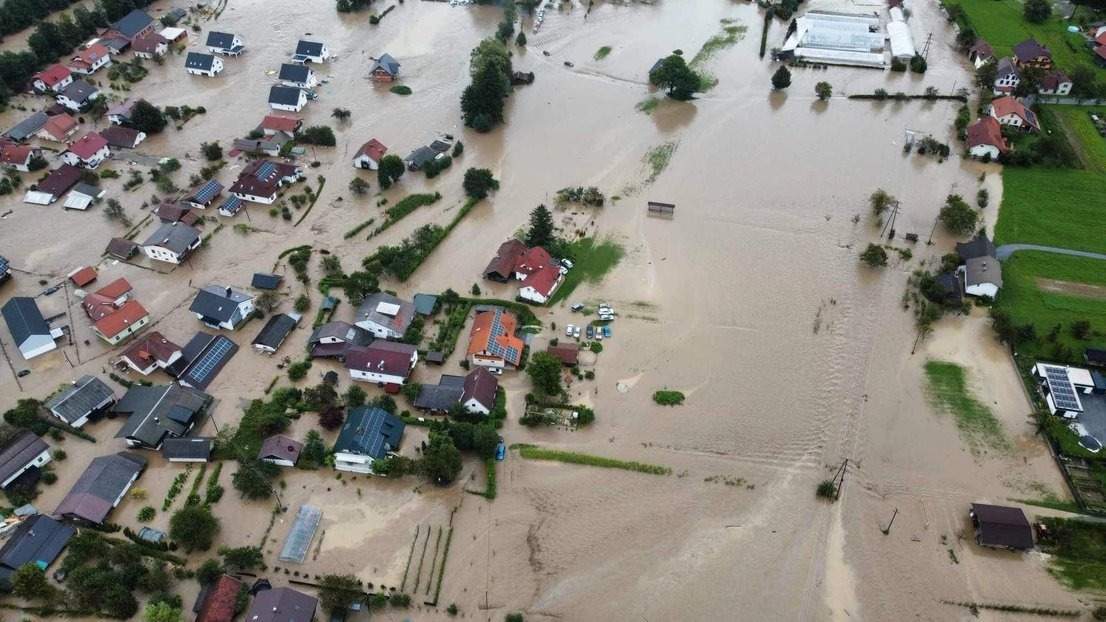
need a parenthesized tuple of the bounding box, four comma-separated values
(413, 293, 438, 316)
(970, 503, 1034, 550)
(105, 238, 138, 260)
(68, 266, 98, 287)
(647, 201, 675, 217)
(547, 343, 579, 366)
(425, 351, 445, 365)
(251, 272, 282, 290)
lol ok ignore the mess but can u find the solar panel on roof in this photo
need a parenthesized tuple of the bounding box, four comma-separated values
(254, 162, 277, 180)
(191, 180, 220, 203)
(1042, 365, 1083, 412)
(184, 337, 235, 386)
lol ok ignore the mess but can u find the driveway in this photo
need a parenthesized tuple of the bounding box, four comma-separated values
(996, 244, 1106, 262)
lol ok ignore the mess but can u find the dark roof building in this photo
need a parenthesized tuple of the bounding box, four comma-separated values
(190, 285, 253, 327)
(259, 434, 303, 465)
(105, 237, 139, 259)
(1086, 348, 1106, 367)
(4, 112, 49, 142)
(36, 164, 83, 198)
(307, 321, 372, 359)
(932, 272, 963, 305)
(171, 332, 239, 390)
(413, 375, 466, 412)
(370, 53, 400, 78)
(295, 40, 326, 58)
(413, 293, 438, 316)
(334, 406, 405, 462)
(99, 125, 144, 149)
(955, 232, 996, 262)
(0, 432, 51, 489)
(252, 313, 299, 353)
(268, 85, 304, 107)
(45, 375, 115, 428)
(161, 437, 214, 462)
(54, 452, 147, 524)
(461, 367, 498, 414)
(547, 343, 580, 366)
(113, 384, 212, 449)
(110, 9, 154, 40)
(185, 179, 223, 208)
(252, 272, 283, 290)
(186, 52, 219, 72)
(245, 586, 317, 622)
(0, 514, 74, 589)
(278, 63, 312, 84)
(1, 297, 57, 360)
(484, 239, 528, 281)
(970, 503, 1034, 550)
(205, 31, 241, 52)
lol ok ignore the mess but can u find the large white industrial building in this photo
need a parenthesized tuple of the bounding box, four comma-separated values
(778, 8, 916, 68)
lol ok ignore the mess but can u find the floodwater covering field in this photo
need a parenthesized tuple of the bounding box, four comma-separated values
(0, 0, 1092, 619)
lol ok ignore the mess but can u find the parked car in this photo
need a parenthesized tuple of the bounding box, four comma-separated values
(1070, 422, 1102, 453)
(565, 324, 574, 337)
(496, 441, 506, 461)
(573, 325, 581, 338)
(602, 325, 612, 338)
(488, 367, 503, 376)
(586, 325, 594, 339)
(561, 258, 574, 269)
(570, 303, 584, 312)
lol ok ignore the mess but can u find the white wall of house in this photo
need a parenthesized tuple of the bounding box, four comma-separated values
(993, 74, 1019, 92)
(135, 43, 167, 59)
(269, 93, 307, 112)
(71, 55, 111, 75)
(334, 452, 377, 474)
(18, 335, 56, 360)
(186, 58, 223, 77)
(197, 299, 254, 330)
(0, 448, 52, 488)
(1040, 81, 1072, 96)
(969, 144, 1001, 160)
(61, 145, 110, 169)
(209, 35, 244, 55)
(352, 154, 379, 170)
(354, 319, 400, 340)
(469, 353, 506, 370)
(261, 456, 296, 467)
(56, 91, 99, 112)
(965, 282, 1000, 298)
(34, 75, 73, 93)
(349, 368, 408, 385)
(462, 397, 491, 417)
(143, 242, 195, 264)
(232, 190, 278, 204)
(96, 315, 149, 345)
(993, 112, 1025, 128)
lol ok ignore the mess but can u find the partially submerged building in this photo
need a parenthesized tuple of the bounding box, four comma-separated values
(54, 452, 147, 524)
(45, 375, 115, 428)
(333, 406, 405, 474)
(969, 503, 1034, 550)
(778, 11, 886, 68)
(112, 383, 212, 449)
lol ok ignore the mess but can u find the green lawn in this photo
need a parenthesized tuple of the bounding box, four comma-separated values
(548, 237, 624, 305)
(513, 444, 671, 475)
(1038, 516, 1106, 591)
(993, 167, 1106, 254)
(994, 251, 1106, 359)
(944, 0, 1093, 72)
(1048, 105, 1106, 173)
(923, 361, 1010, 453)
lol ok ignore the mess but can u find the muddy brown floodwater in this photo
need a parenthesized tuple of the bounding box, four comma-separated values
(0, 0, 1087, 620)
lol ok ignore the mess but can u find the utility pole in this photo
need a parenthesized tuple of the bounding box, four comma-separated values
(881, 507, 899, 534)
(926, 214, 940, 245)
(921, 33, 933, 60)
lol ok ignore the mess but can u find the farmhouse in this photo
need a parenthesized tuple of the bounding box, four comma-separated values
(293, 39, 330, 63)
(28, 164, 82, 204)
(3, 112, 48, 142)
(1032, 362, 1095, 417)
(959, 256, 1002, 298)
(1012, 38, 1052, 69)
(352, 138, 387, 170)
(0, 141, 36, 172)
(120, 331, 183, 375)
(230, 159, 303, 203)
(54, 452, 147, 524)
(414, 375, 466, 413)
(278, 63, 318, 88)
(354, 292, 415, 340)
(108, 9, 156, 42)
(68, 43, 112, 75)
(190, 285, 255, 331)
(967, 40, 993, 68)
(184, 179, 224, 209)
(108, 100, 136, 125)
(185, 52, 224, 77)
(99, 125, 146, 149)
(1038, 70, 1072, 96)
(1, 297, 61, 360)
(467, 307, 524, 369)
(45, 375, 115, 428)
(91, 299, 149, 345)
(369, 53, 401, 81)
(268, 85, 308, 112)
(206, 31, 245, 56)
(217, 195, 243, 217)
(32, 64, 73, 93)
(332, 406, 405, 474)
(132, 33, 168, 59)
(142, 222, 201, 264)
(969, 503, 1034, 550)
(258, 113, 302, 136)
(992, 57, 1020, 94)
(36, 113, 78, 143)
(259, 435, 303, 467)
(112, 383, 212, 449)
(245, 587, 318, 622)
(966, 117, 1008, 160)
(345, 341, 418, 386)
(461, 367, 499, 416)
(988, 96, 1039, 132)
(155, 202, 201, 225)
(307, 321, 372, 360)
(251, 313, 299, 354)
(518, 263, 563, 304)
(0, 432, 52, 490)
(55, 80, 101, 112)
(61, 132, 111, 169)
(484, 239, 528, 282)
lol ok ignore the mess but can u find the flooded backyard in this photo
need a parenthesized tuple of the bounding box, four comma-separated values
(0, 0, 1087, 619)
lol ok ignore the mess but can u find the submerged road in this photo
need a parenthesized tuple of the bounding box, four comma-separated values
(995, 244, 1106, 262)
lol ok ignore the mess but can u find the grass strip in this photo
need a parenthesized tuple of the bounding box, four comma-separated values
(923, 361, 1009, 453)
(400, 525, 419, 592)
(464, 458, 497, 499)
(513, 444, 671, 475)
(643, 141, 677, 183)
(430, 527, 453, 606)
(412, 525, 430, 594)
(293, 176, 325, 227)
(1037, 516, 1106, 591)
(425, 527, 442, 596)
(344, 218, 375, 239)
(369, 192, 441, 238)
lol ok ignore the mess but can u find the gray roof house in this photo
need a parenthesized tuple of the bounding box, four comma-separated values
(0, 432, 51, 489)
(246, 586, 318, 622)
(4, 112, 49, 142)
(293, 40, 328, 62)
(962, 256, 1003, 298)
(252, 313, 299, 354)
(370, 53, 400, 79)
(141, 222, 201, 264)
(251, 272, 282, 290)
(110, 9, 155, 40)
(205, 31, 244, 55)
(0, 514, 74, 589)
(354, 292, 415, 340)
(190, 285, 255, 331)
(160, 437, 213, 462)
(185, 52, 222, 75)
(333, 406, 405, 474)
(45, 375, 116, 428)
(278, 63, 314, 87)
(259, 434, 303, 466)
(307, 321, 372, 359)
(112, 384, 213, 449)
(956, 232, 996, 262)
(54, 452, 147, 524)
(56, 80, 100, 111)
(268, 85, 306, 111)
(1, 297, 59, 360)
(413, 374, 465, 412)
(169, 332, 239, 390)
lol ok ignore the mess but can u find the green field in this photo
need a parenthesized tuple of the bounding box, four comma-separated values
(548, 237, 624, 305)
(923, 361, 1010, 453)
(1048, 105, 1106, 173)
(943, 0, 1093, 72)
(993, 167, 1106, 254)
(993, 251, 1106, 358)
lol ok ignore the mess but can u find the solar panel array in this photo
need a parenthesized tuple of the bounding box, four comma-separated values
(484, 309, 520, 362)
(191, 180, 222, 204)
(184, 337, 237, 388)
(254, 161, 277, 180)
(219, 195, 241, 214)
(1042, 365, 1083, 412)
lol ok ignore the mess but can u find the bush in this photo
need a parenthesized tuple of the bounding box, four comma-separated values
(463, 168, 499, 199)
(53, 449, 67, 461)
(938, 194, 977, 236)
(297, 125, 337, 146)
(288, 360, 311, 381)
(137, 506, 156, 522)
(200, 141, 222, 161)
(389, 85, 412, 95)
(814, 81, 832, 100)
(771, 66, 791, 90)
(909, 54, 927, 74)
(652, 390, 685, 406)
(294, 294, 311, 313)
(41, 471, 57, 485)
(860, 244, 888, 267)
(169, 505, 220, 552)
(349, 177, 370, 196)
(816, 480, 837, 499)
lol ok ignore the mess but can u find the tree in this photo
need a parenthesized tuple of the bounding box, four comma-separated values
(463, 168, 499, 199)
(331, 107, 351, 121)
(297, 125, 336, 146)
(345, 385, 367, 407)
(909, 54, 927, 74)
(130, 99, 166, 134)
(342, 270, 379, 304)
(649, 54, 699, 100)
(103, 198, 131, 226)
(302, 382, 338, 412)
(232, 459, 279, 499)
(527, 352, 563, 396)
(472, 423, 499, 458)
(525, 204, 555, 248)
(420, 432, 463, 484)
(771, 66, 791, 90)
(1024, 0, 1051, 23)
(869, 189, 895, 216)
(12, 563, 57, 601)
(349, 177, 370, 196)
(169, 505, 219, 552)
(377, 154, 405, 189)
(196, 559, 222, 585)
(975, 59, 997, 91)
(319, 406, 345, 430)
(515, 31, 527, 46)
(220, 546, 263, 571)
(319, 574, 362, 613)
(859, 244, 888, 267)
(301, 430, 327, 467)
(461, 38, 512, 131)
(938, 194, 978, 236)
(814, 81, 832, 100)
(144, 601, 183, 622)
(955, 26, 977, 49)
(200, 141, 222, 161)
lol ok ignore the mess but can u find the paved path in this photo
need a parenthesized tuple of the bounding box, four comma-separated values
(995, 244, 1106, 262)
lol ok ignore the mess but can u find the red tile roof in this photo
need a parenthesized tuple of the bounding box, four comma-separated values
(68, 132, 109, 160)
(259, 114, 301, 133)
(355, 138, 387, 161)
(1097, 46, 1106, 62)
(966, 116, 1008, 153)
(72, 44, 110, 69)
(34, 64, 72, 87)
(1097, 32, 1106, 47)
(467, 308, 524, 366)
(484, 239, 527, 279)
(68, 266, 98, 287)
(41, 114, 78, 141)
(132, 33, 167, 54)
(196, 575, 242, 622)
(345, 342, 417, 379)
(547, 343, 579, 366)
(515, 246, 554, 277)
(94, 299, 147, 339)
(121, 331, 180, 370)
(522, 263, 562, 298)
(95, 277, 132, 300)
(990, 96, 1036, 127)
(36, 164, 82, 196)
(0, 142, 32, 166)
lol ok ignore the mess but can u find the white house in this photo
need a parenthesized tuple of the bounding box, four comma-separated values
(141, 222, 201, 264)
(1032, 363, 1093, 418)
(31, 64, 73, 93)
(185, 52, 223, 77)
(989, 96, 1039, 132)
(44, 375, 115, 429)
(206, 31, 245, 56)
(293, 40, 330, 64)
(189, 285, 255, 331)
(1039, 70, 1073, 96)
(61, 133, 110, 169)
(55, 80, 101, 112)
(332, 406, 405, 475)
(0, 433, 52, 489)
(345, 342, 418, 385)
(518, 265, 564, 304)
(352, 139, 387, 170)
(993, 58, 1020, 94)
(461, 367, 498, 416)
(966, 117, 1009, 160)
(68, 43, 112, 75)
(959, 256, 1003, 298)
(268, 85, 307, 112)
(258, 435, 302, 467)
(278, 63, 318, 89)
(354, 293, 414, 340)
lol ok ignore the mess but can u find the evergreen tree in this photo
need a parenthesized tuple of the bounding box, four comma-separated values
(525, 204, 555, 248)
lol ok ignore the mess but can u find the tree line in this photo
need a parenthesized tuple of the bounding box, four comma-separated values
(0, 0, 158, 107)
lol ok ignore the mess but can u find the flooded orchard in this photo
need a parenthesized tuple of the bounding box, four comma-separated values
(0, 0, 1083, 619)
